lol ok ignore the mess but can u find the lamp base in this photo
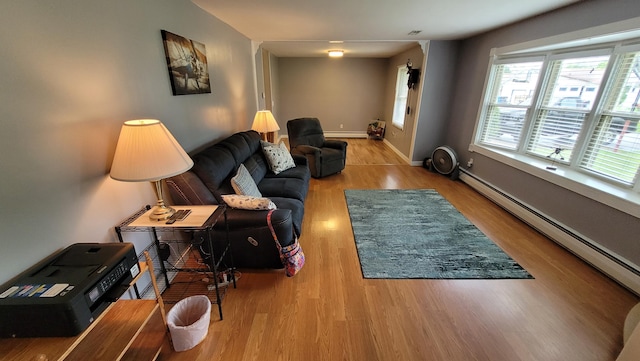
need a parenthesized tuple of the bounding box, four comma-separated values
(149, 204, 176, 221)
(149, 179, 176, 221)
(266, 132, 276, 143)
(260, 131, 277, 143)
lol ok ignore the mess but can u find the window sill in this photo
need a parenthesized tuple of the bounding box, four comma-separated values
(469, 144, 640, 218)
(391, 123, 404, 131)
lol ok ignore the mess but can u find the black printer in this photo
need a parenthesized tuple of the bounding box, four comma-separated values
(0, 242, 139, 338)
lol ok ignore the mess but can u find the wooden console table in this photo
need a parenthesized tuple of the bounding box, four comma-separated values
(0, 252, 167, 361)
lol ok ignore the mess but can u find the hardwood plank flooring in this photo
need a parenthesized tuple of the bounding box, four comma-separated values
(343, 138, 406, 165)
(160, 138, 638, 361)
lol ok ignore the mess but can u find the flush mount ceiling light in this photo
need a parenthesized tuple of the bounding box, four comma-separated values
(328, 50, 344, 57)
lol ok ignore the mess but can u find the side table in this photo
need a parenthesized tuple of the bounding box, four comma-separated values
(115, 204, 235, 320)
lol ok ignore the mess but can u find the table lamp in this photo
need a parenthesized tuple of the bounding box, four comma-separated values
(251, 110, 280, 142)
(110, 119, 194, 221)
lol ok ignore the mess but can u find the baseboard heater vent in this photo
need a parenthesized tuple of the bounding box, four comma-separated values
(459, 168, 640, 296)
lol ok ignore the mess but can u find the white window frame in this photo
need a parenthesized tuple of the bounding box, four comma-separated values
(470, 20, 640, 218)
(391, 66, 410, 130)
(523, 49, 613, 162)
(475, 56, 545, 151)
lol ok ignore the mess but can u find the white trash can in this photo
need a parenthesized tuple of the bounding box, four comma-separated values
(166, 295, 211, 351)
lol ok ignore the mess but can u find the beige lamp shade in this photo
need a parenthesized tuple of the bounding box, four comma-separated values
(251, 110, 280, 133)
(110, 119, 194, 182)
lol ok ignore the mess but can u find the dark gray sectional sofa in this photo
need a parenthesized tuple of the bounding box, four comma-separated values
(166, 130, 310, 269)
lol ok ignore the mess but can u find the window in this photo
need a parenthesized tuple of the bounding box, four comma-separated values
(525, 54, 609, 160)
(478, 60, 542, 150)
(392, 66, 410, 129)
(580, 50, 640, 185)
(474, 41, 640, 194)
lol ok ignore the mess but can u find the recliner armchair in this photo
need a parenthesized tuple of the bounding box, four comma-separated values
(287, 117, 347, 178)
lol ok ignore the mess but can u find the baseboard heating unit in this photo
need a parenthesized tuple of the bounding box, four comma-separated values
(459, 169, 640, 296)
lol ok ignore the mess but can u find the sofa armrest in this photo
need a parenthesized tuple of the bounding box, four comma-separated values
(292, 144, 321, 157)
(218, 208, 290, 231)
(323, 139, 348, 152)
(291, 153, 308, 166)
(203, 207, 296, 269)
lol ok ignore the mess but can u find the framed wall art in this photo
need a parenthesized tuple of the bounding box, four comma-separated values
(161, 30, 211, 95)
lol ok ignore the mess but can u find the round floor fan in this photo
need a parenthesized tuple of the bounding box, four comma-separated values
(431, 145, 459, 179)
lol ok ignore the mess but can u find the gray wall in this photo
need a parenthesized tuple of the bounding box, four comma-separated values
(383, 46, 425, 157)
(413, 41, 459, 163)
(446, 0, 640, 268)
(274, 42, 458, 163)
(277, 57, 389, 134)
(270, 52, 281, 120)
(0, 0, 256, 284)
(255, 47, 266, 111)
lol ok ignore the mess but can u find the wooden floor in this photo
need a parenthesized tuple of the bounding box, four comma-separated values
(160, 138, 638, 361)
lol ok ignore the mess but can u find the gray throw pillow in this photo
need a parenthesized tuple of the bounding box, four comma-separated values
(231, 164, 262, 197)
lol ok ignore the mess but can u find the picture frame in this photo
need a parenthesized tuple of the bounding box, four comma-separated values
(161, 30, 211, 95)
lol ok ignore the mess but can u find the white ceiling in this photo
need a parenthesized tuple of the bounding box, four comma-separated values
(192, 0, 581, 57)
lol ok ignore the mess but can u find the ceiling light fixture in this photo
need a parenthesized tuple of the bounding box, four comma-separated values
(328, 50, 344, 58)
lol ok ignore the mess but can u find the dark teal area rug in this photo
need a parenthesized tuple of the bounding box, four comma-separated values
(344, 189, 533, 279)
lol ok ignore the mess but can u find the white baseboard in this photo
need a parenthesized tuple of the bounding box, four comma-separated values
(459, 170, 640, 296)
(380, 139, 412, 165)
(323, 131, 368, 138)
(280, 132, 368, 141)
(282, 132, 414, 165)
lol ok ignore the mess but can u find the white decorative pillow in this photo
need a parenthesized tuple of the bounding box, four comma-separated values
(231, 164, 262, 197)
(221, 194, 277, 210)
(261, 141, 296, 174)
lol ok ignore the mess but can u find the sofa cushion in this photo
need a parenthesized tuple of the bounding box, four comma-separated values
(166, 171, 220, 205)
(192, 145, 237, 194)
(242, 153, 269, 184)
(261, 141, 296, 174)
(219, 132, 255, 166)
(238, 131, 263, 155)
(258, 177, 308, 203)
(231, 164, 262, 197)
(263, 163, 311, 182)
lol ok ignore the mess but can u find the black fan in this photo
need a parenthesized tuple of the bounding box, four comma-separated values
(431, 146, 459, 179)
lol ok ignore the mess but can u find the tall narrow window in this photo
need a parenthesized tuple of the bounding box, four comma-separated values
(392, 66, 410, 129)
